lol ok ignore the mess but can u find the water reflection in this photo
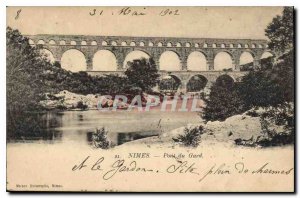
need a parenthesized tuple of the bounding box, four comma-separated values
(9, 109, 200, 146)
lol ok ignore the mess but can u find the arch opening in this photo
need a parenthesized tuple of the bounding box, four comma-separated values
(159, 75, 181, 93)
(123, 50, 150, 68)
(49, 40, 56, 45)
(214, 51, 233, 71)
(39, 49, 55, 64)
(61, 49, 87, 72)
(159, 51, 181, 71)
(93, 50, 117, 71)
(215, 75, 234, 88)
(261, 51, 273, 59)
(37, 40, 45, 45)
(91, 41, 97, 46)
(240, 51, 254, 65)
(28, 39, 35, 45)
(187, 75, 208, 92)
(187, 51, 207, 71)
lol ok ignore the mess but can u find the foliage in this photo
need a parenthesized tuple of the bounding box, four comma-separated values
(173, 126, 204, 147)
(237, 71, 285, 108)
(235, 103, 294, 147)
(76, 101, 88, 110)
(125, 58, 160, 92)
(91, 127, 110, 149)
(7, 27, 51, 112)
(203, 83, 246, 121)
(7, 27, 55, 139)
(265, 7, 294, 53)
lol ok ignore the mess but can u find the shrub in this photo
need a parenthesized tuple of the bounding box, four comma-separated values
(235, 103, 294, 147)
(173, 126, 204, 147)
(91, 127, 110, 149)
(76, 101, 88, 110)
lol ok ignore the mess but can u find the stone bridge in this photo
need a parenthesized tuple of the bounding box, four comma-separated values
(26, 34, 274, 92)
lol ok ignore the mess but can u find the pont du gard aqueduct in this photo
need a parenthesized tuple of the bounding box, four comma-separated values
(27, 34, 275, 93)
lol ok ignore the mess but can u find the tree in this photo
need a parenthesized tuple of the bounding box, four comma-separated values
(7, 27, 54, 139)
(265, 7, 294, 54)
(203, 83, 246, 121)
(7, 27, 52, 112)
(124, 58, 160, 92)
(237, 71, 286, 108)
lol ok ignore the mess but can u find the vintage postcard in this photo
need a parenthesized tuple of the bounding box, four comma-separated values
(6, 6, 294, 192)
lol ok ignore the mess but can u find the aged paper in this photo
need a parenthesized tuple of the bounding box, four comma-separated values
(6, 6, 294, 192)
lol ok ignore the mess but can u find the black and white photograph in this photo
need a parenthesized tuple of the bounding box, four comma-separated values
(5, 6, 295, 192)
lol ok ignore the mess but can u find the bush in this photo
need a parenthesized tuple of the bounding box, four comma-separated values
(173, 126, 204, 147)
(203, 83, 246, 121)
(235, 103, 294, 147)
(91, 127, 110, 149)
(76, 101, 88, 110)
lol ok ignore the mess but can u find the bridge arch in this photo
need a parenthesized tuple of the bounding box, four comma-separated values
(37, 40, 45, 45)
(176, 42, 182, 47)
(159, 74, 182, 92)
(111, 41, 118, 46)
(148, 42, 154, 47)
(159, 50, 181, 71)
(49, 40, 56, 45)
(91, 41, 97, 46)
(61, 49, 87, 72)
(239, 51, 254, 66)
(215, 74, 235, 88)
(157, 42, 163, 47)
(28, 39, 35, 45)
(123, 50, 151, 68)
(187, 51, 207, 71)
(102, 41, 108, 46)
(93, 50, 118, 71)
(39, 48, 55, 63)
(70, 41, 76, 45)
(59, 40, 66, 45)
(214, 51, 233, 71)
(260, 51, 274, 59)
(81, 41, 87, 45)
(130, 41, 136, 46)
(186, 75, 208, 92)
(139, 42, 145, 47)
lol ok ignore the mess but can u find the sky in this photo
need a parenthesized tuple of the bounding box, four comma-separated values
(7, 6, 283, 39)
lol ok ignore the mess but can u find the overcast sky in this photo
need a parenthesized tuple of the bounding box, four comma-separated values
(7, 6, 283, 39)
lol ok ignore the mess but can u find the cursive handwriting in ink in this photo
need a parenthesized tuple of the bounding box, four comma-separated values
(91, 157, 105, 171)
(89, 9, 103, 16)
(119, 7, 146, 16)
(159, 9, 180, 16)
(166, 160, 199, 175)
(103, 159, 153, 180)
(72, 156, 90, 171)
(15, 9, 22, 20)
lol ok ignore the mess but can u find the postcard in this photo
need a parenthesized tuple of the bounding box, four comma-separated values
(6, 6, 294, 192)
